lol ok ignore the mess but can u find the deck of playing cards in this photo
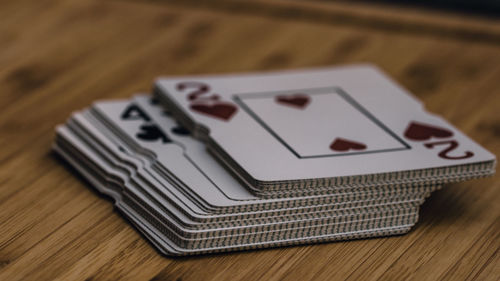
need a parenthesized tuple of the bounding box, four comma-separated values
(53, 65, 496, 256)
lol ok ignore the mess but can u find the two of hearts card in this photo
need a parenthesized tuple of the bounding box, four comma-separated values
(54, 65, 496, 256)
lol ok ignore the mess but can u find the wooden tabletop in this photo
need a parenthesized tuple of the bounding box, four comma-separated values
(1, 0, 499, 280)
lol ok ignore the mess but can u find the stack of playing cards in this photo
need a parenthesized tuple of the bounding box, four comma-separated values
(54, 65, 496, 256)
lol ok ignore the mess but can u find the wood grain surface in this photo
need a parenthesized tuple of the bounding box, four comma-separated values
(1, 0, 499, 280)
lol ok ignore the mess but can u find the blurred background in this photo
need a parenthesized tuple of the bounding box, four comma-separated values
(351, 0, 500, 16)
(1, 1, 499, 280)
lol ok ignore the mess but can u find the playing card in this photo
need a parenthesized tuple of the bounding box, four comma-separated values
(154, 65, 496, 191)
(53, 96, 429, 250)
(54, 138, 420, 249)
(56, 116, 425, 230)
(52, 64, 494, 256)
(116, 202, 415, 256)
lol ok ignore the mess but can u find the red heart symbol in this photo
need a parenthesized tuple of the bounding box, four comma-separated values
(330, 138, 367, 152)
(404, 121, 453, 141)
(190, 102, 237, 121)
(276, 94, 310, 109)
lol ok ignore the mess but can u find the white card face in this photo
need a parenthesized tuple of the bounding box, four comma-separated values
(155, 65, 496, 184)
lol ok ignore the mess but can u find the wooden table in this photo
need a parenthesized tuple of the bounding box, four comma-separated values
(1, 0, 499, 280)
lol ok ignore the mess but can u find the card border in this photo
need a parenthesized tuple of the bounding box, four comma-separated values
(233, 86, 411, 159)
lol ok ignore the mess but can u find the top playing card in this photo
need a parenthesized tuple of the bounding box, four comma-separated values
(154, 65, 496, 190)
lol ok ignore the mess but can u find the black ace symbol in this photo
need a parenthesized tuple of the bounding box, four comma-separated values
(121, 104, 151, 121)
(136, 124, 171, 143)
